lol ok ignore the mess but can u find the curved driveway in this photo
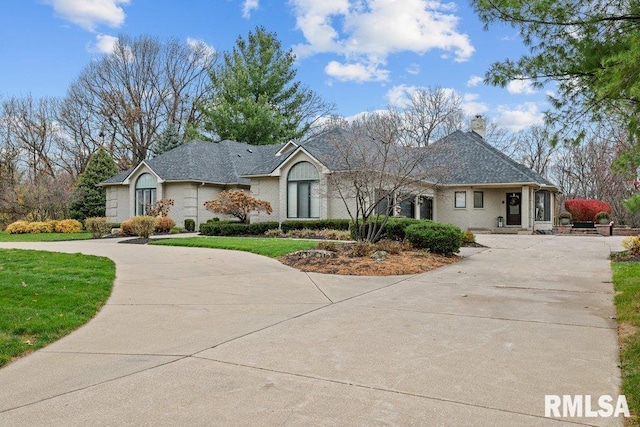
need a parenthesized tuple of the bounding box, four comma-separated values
(0, 235, 627, 426)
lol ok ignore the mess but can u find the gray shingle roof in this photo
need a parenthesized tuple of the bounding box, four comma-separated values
(424, 130, 556, 187)
(101, 129, 557, 189)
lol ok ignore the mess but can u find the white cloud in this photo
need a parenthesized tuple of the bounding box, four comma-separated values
(386, 84, 417, 108)
(466, 75, 483, 87)
(242, 0, 259, 18)
(186, 37, 217, 66)
(88, 34, 118, 54)
(325, 60, 389, 83)
(406, 63, 420, 75)
(44, 0, 130, 32)
(461, 93, 488, 116)
(506, 79, 536, 95)
(495, 102, 544, 131)
(290, 0, 474, 82)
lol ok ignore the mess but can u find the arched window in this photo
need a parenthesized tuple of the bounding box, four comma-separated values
(135, 173, 157, 215)
(287, 161, 319, 218)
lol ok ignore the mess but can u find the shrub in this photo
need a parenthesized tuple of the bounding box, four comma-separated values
(170, 227, 184, 234)
(594, 211, 610, 222)
(147, 198, 174, 217)
(55, 219, 82, 233)
(84, 217, 112, 238)
(265, 228, 285, 238)
(281, 219, 351, 232)
(374, 239, 410, 255)
(130, 216, 157, 238)
(155, 216, 176, 233)
(565, 199, 612, 222)
(247, 221, 279, 235)
(200, 220, 279, 236)
(184, 218, 195, 232)
(404, 222, 463, 256)
(622, 235, 640, 256)
(462, 230, 476, 244)
(351, 241, 376, 257)
(120, 219, 135, 236)
(350, 217, 422, 241)
(317, 241, 338, 252)
(6, 220, 31, 234)
(28, 221, 53, 233)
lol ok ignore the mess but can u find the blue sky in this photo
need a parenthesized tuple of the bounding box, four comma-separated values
(0, 0, 550, 131)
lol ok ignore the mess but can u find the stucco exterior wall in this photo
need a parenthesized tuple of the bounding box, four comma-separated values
(105, 185, 129, 223)
(436, 187, 525, 230)
(249, 177, 281, 223)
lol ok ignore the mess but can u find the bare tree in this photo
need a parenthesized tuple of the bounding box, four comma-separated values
(62, 35, 216, 168)
(396, 86, 465, 146)
(323, 112, 439, 242)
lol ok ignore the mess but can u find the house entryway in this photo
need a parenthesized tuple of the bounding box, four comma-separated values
(506, 192, 521, 226)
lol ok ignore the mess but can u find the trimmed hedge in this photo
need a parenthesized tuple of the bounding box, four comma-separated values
(351, 217, 423, 241)
(199, 221, 280, 236)
(404, 222, 463, 256)
(281, 219, 350, 232)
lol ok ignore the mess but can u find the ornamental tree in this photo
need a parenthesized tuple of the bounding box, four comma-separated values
(203, 190, 272, 223)
(564, 198, 612, 222)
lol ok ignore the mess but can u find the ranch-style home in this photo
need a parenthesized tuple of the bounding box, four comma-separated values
(100, 116, 559, 233)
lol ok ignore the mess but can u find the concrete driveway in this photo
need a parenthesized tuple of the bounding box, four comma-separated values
(0, 235, 627, 426)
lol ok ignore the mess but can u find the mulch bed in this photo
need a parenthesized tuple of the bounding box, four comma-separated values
(279, 244, 461, 276)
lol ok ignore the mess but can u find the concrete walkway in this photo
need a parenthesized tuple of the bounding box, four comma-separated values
(0, 235, 627, 426)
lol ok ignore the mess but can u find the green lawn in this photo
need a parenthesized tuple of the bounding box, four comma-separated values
(0, 232, 93, 242)
(0, 249, 115, 367)
(612, 260, 640, 425)
(149, 236, 319, 258)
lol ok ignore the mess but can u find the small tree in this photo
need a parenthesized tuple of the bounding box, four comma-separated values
(203, 190, 272, 223)
(147, 198, 174, 217)
(69, 147, 119, 222)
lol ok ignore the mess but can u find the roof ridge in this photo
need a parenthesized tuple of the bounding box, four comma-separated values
(464, 131, 550, 185)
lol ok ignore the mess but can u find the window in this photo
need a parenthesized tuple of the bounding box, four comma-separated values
(455, 191, 466, 208)
(399, 196, 415, 218)
(287, 161, 319, 218)
(135, 173, 157, 215)
(420, 196, 433, 220)
(535, 190, 551, 221)
(473, 191, 484, 209)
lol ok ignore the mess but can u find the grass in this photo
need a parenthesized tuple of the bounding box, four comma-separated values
(0, 249, 115, 367)
(149, 236, 319, 258)
(0, 232, 93, 242)
(612, 260, 640, 425)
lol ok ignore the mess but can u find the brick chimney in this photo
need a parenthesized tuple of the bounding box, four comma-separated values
(470, 115, 486, 139)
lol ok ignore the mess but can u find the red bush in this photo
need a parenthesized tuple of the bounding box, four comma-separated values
(564, 199, 612, 222)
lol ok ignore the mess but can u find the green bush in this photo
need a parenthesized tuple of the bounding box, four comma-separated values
(200, 220, 279, 236)
(281, 219, 350, 232)
(350, 217, 423, 241)
(184, 219, 195, 232)
(404, 222, 463, 256)
(84, 217, 112, 239)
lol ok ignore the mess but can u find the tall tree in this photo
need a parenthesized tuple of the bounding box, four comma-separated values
(63, 35, 216, 168)
(471, 0, 640, 146)
(69, 148, 118, 222)
(153, 123, 182, 156)
(200, 26, 334, 145)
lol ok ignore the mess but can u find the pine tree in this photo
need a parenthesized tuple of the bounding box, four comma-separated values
(154, 122, 182, 156)
(199, 26, 331, 145)
(69, 148, 119, 222)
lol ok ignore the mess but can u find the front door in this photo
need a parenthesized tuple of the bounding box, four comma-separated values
(506, 192, 521, 226)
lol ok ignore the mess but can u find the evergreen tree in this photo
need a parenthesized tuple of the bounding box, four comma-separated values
(154, 123, 182, 156)
(199, 26, 332, 145)
(69, 147, 119, 222)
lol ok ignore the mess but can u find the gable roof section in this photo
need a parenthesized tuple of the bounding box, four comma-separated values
(424, 130, 557, 187)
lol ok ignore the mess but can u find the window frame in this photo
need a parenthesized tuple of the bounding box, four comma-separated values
(454, 191, 467, 209)
(473, 191, 484, 209)
(287, 161, 320, 219)
(135, 173, 157, 216)
(535, 190, 551, 222)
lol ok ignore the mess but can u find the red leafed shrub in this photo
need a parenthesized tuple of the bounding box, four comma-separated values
(564, 199, 612, 222)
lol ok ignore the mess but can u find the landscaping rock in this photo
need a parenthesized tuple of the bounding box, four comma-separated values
(370, 250, 388, 263)
(290, 249, 336, 259)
